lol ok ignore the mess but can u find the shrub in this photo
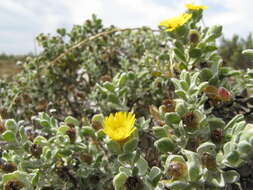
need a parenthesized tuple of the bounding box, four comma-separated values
(1, 4, 253, 190)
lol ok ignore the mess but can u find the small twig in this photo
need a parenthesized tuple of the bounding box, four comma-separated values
(7, 92, 21, 113)
(49, 27, 159, 65)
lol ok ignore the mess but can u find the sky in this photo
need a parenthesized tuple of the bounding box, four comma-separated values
(1, 0, 253, 54)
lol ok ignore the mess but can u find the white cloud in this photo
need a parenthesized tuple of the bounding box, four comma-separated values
(62, 0, 103, 24)
(61, 0, 182, 27)
(203, 0, 253, 37)
(1, 0, 253, 54)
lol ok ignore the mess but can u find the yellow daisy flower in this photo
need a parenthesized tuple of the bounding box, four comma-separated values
(186, 4, 208, 11)
(103, 112, 136, 142)
(159, 13, 192, 32)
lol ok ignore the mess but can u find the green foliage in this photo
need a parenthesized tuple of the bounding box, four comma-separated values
(0, 8, 253, 190)
(219, 34, 253, 69)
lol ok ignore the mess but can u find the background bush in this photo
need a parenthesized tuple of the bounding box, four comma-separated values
(0, 8, 253, 190)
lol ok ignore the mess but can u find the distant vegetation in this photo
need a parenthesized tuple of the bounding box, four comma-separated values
(0, 53, 28, 79)
(218, 33, 253, 69)
(1, 33, 253, 80)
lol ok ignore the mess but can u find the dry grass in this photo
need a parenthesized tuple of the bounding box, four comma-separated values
(0, 60, 21, 79)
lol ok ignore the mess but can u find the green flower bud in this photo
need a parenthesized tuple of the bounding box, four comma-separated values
(91, 114, 104, 130)
(188, 30, 200, 44)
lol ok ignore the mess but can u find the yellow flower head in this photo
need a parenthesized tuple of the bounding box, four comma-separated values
(103, 112, 136, 141)
(159, 13, 192, 32)
(186, 4, 208, 11)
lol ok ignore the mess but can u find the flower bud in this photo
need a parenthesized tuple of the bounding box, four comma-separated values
(41, 187, 54, 190)
(100, 74, 112, 82)
(182, 112, 200, 130)
(210, 128, 224, 144)
(89, 174, 100, 184)
(162, 98, 176, 112)
(204, 85, 218, 100)
(188, 30, 200, 44)
(167, 161, 188, 180)
(80, 152, 93, 165)
(4, 180, 24, 190)
(30, 144, 43, 158)
(201, 152, 216, 170)
(22, 93, 32, 104)
(124, 176, 144, 190)
(91, 114, 104, 130)
(0, 160, 17, 173)
(217, 87, 232, 101)
(0, 108, 8, 119)
(186, 137, 200, 152)
(14, 96, 22, 105)
(0, 119, 6, 134)
(66, 128, 76, 144)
